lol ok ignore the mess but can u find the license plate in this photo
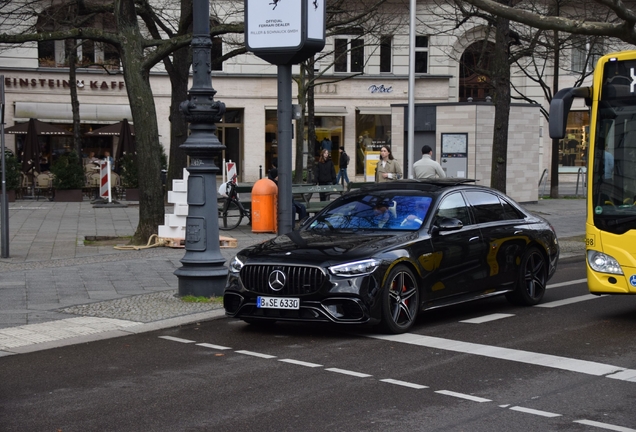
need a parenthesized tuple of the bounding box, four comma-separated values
(256, 296, 300, 310)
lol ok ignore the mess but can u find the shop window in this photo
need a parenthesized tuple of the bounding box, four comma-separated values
(355, 113, 392, 176)
(380, 36, 392, 73)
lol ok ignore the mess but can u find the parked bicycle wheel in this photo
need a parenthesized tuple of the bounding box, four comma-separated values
(219, 200, 243, 230)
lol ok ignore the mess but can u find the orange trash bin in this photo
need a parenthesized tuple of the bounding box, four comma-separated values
(251, 178, 278, 233)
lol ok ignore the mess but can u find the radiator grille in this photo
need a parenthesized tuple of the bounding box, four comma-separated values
(240, 264, 327, 295)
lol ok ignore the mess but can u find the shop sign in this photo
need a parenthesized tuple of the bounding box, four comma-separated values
(4, 76, 126, 91)
(368, 84, 393, 94)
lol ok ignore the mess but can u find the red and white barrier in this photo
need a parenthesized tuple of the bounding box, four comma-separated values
(100, 159, 112, 202)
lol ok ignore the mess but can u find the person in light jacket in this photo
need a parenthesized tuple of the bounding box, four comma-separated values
(375, 146, 402, 183)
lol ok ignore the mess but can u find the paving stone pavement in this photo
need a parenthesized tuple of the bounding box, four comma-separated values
(0, 194, 586, 355)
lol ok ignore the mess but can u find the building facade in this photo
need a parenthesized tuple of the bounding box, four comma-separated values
(0, 0, 610, 203)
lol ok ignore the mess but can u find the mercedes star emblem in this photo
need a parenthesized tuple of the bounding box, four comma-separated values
(268, 270, 286, 291)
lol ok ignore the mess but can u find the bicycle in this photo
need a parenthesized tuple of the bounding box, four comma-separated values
(218, 176, 251, 230)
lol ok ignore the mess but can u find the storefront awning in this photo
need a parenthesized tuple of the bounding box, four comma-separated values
(14, 102, 132, 124)
(356, 106, 392, 115)
(265, 106, 348, 116)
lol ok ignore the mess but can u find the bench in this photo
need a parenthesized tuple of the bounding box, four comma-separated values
(291, 184, 344, 214)
(219, 182, 345, 215)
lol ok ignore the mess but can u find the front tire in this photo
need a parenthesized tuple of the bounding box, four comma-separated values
(380, 265, 420, 334)
(505, 247, 547, 306)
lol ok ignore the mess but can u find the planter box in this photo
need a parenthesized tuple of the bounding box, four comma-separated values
(125, 188, 139, 201)
(54, 189, 84, 202)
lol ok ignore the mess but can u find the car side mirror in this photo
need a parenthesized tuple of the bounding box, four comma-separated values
(432, 217, 463, 234)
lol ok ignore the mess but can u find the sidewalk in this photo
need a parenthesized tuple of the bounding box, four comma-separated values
(0, 196, 586, 356)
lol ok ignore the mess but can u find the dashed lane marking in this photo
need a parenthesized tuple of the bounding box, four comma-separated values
(536, 294, 600, 308)
(435, 390, 491, 403)
(325, 367, 372, 378)
(460, 313, 515, 324)
(235, 350, 277, 359)
(379, 378, 428, 389)
(196, 343, 232, 350)
(279, 359, 323, 368)
(509, 406, 562, 418)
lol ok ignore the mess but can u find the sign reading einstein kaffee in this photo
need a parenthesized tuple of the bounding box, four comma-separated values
(245, 0, 325, 65)
(4, 77, 125, 91)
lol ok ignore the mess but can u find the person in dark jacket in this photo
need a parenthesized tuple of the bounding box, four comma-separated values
(314, 149, 336, 201)
(336, 146, 350, 186)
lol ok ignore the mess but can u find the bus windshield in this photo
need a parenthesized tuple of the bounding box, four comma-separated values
(592, 60, 636, 234)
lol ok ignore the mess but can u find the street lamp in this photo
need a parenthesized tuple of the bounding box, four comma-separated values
(174, 0, 227, 297)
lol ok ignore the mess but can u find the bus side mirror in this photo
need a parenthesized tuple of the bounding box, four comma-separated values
(549, 87, 591, 139)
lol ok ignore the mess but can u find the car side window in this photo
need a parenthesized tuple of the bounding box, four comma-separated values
(465, 191, 524, 223)
(435, 192, 471, 226)
(464, 191, 503, 224)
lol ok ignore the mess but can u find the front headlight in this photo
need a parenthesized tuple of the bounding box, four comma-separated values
(329, 259, 381, 277)
(229, 256, 244, 273)
(587, 250, 624, 275)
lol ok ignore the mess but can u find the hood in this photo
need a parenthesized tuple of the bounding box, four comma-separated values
(239, 229, 417, 264)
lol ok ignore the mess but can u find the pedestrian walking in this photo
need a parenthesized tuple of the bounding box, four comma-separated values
(375, 146, 402, 183)
(413, 145, 446, 179)
(336, 146, 350, 186)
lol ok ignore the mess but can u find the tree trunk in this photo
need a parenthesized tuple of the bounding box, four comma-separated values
(167, 44, 191, 191)
(489, 13, 512, 194)
(116, 0, 164, 244)
(68, 40, 82, 157)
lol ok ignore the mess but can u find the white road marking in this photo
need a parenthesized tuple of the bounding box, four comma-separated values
(547, 278, 587, 289)
(536, 294, 600, 308)
(158, 336, 196, 344)
(435, 390, 491, 402)
(279, 359, 323, 368)
(380, 379, 428, 389)
(508, 406, 561, 418)
(460, 313, 514, 324)
(325, 368, 372, 378)
(235, 350, 276, 359)
(196, 343, 232, 350)
(574, 419, 636, 431)
(369, 334, 627, 378)
(606, 369, 636, 382)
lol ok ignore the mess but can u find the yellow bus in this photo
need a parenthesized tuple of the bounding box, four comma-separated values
(550, 50, 636, 294)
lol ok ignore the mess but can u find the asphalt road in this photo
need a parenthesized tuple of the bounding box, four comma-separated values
(2, 259, 635, 432)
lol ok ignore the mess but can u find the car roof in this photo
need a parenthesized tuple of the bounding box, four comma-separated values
(354, 179, 480, 194)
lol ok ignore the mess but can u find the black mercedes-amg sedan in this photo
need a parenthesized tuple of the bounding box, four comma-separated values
(224, 179, 559, 334)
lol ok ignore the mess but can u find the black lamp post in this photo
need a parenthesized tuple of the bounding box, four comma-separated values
(174, 0, 227, 297)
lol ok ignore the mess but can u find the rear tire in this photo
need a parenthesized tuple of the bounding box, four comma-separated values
(505, 247, 547, 306)
(380, 265, 420, 334)
(219, 200, 242, 230)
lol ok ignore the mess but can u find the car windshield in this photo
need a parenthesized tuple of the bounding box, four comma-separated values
(308, 193, 433, 231)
